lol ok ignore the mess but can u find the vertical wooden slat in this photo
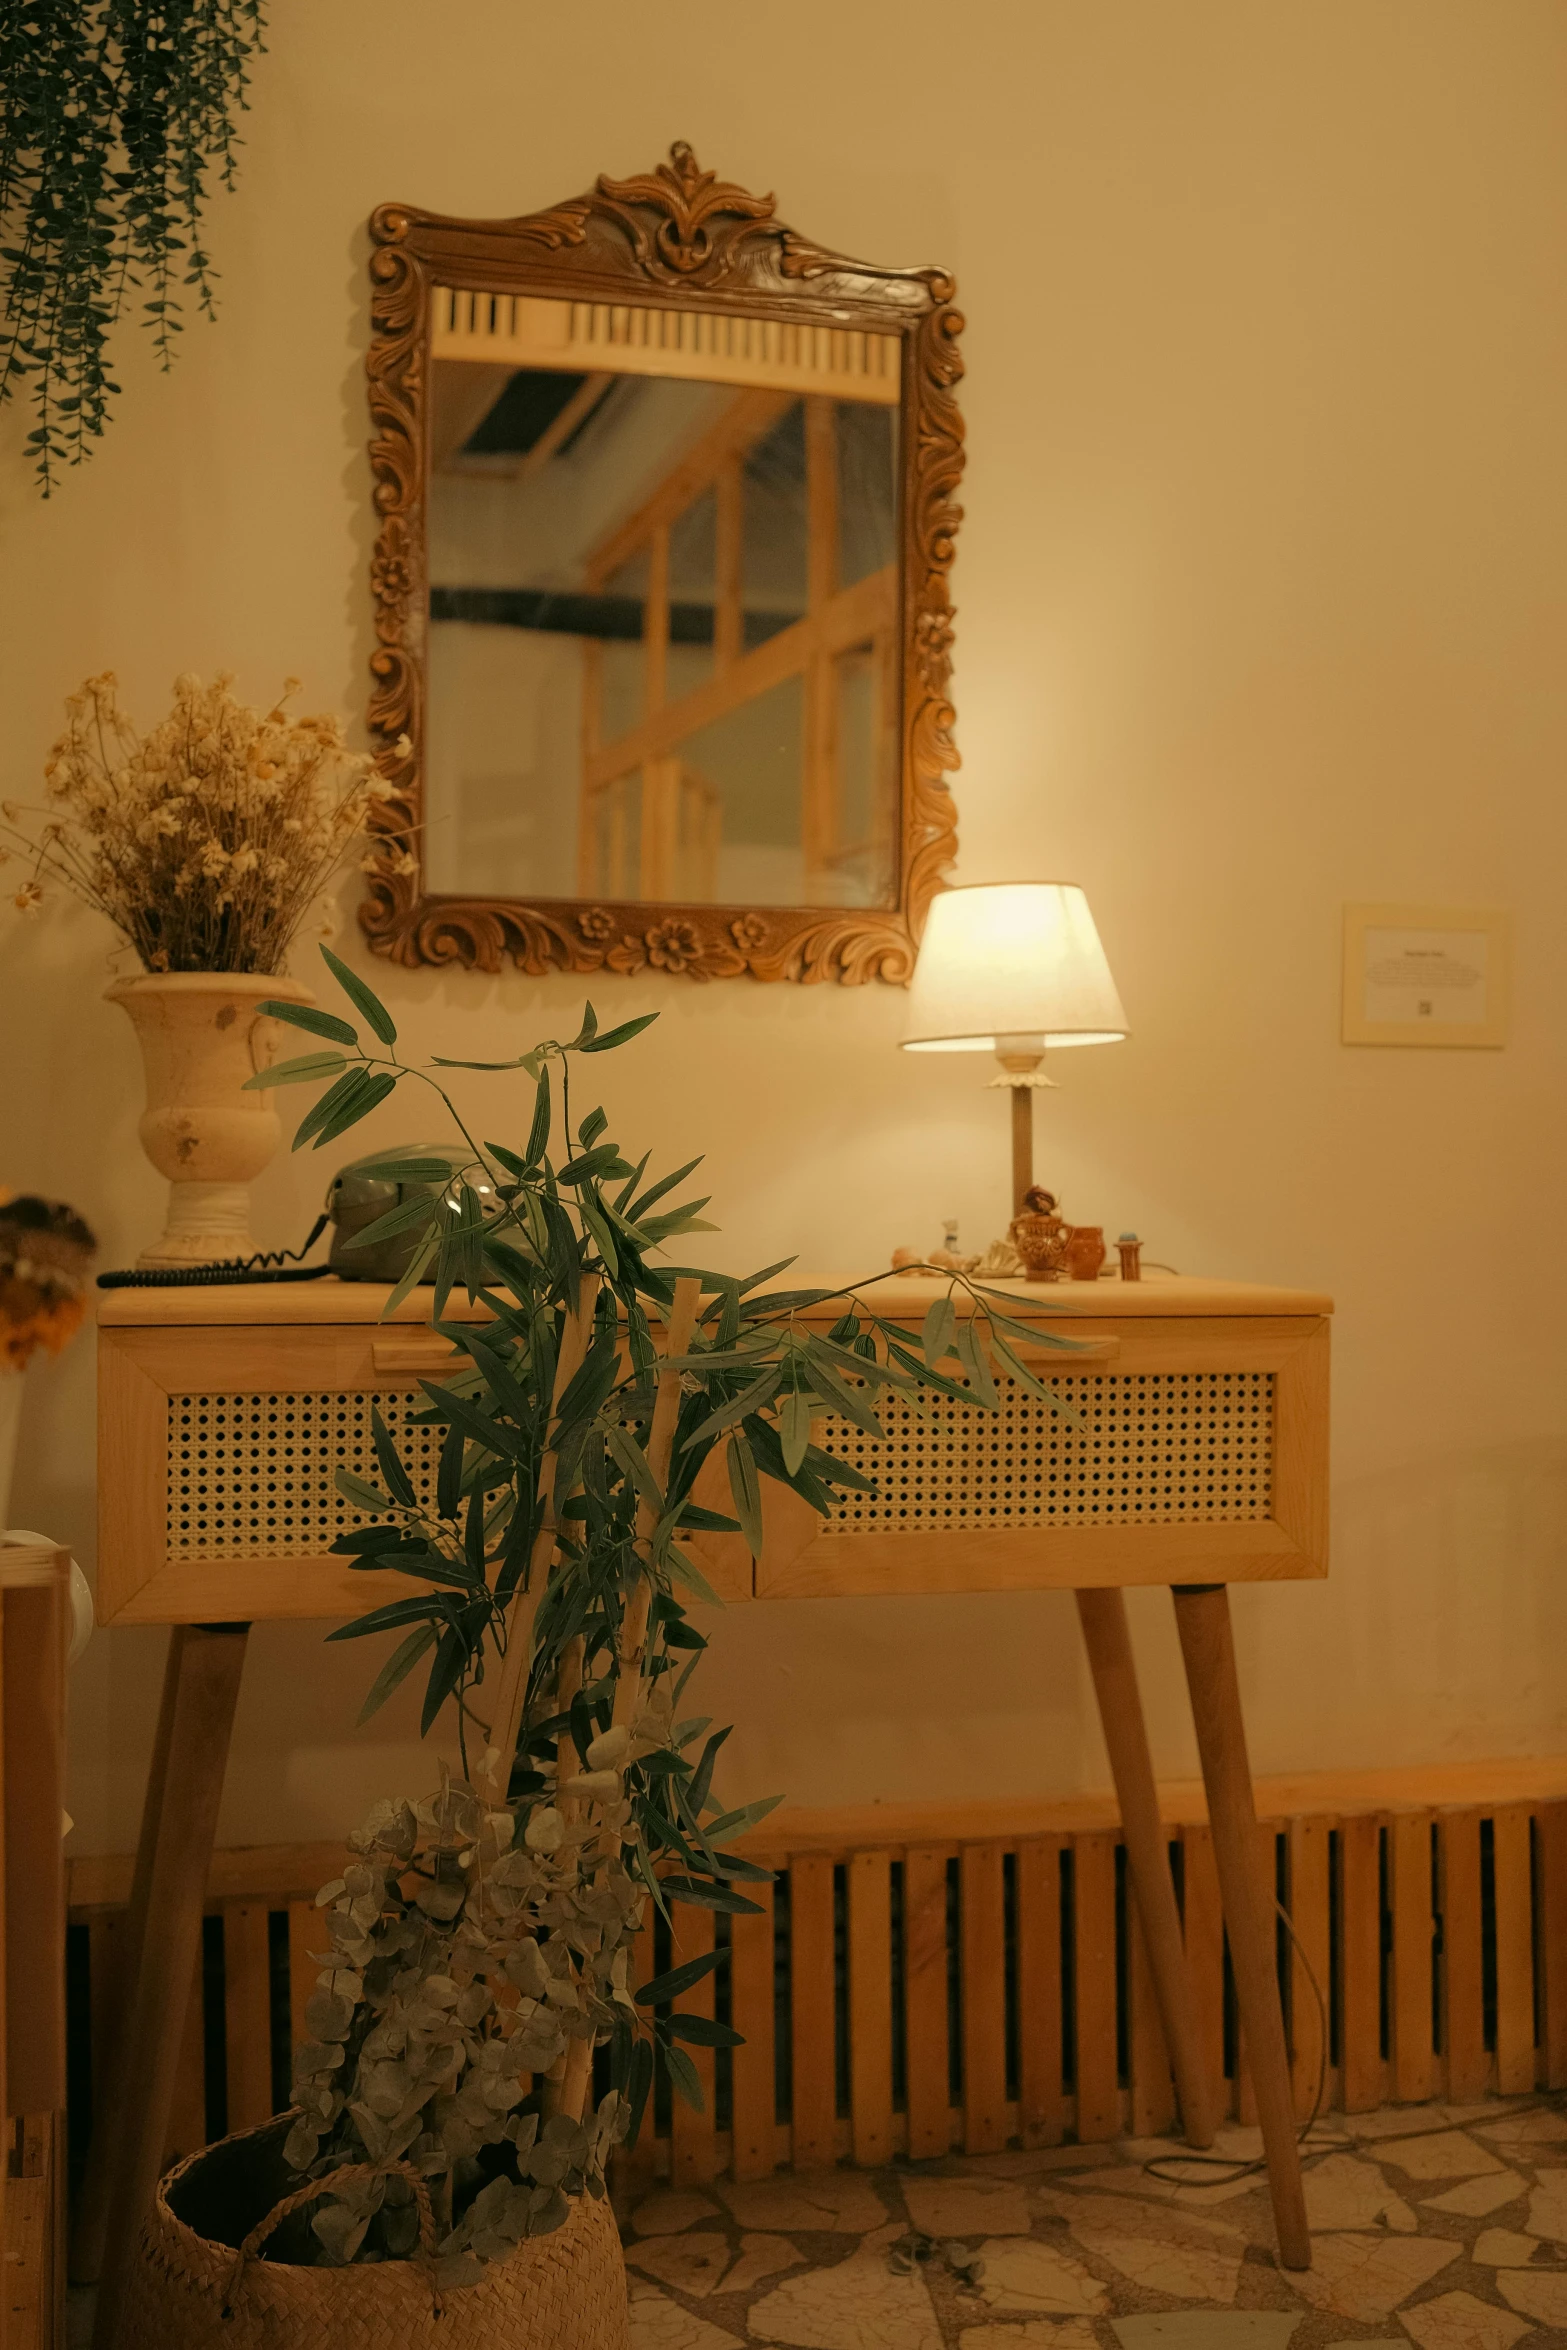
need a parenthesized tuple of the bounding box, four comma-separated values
(1287, 1816, 1333, 2120)
(960, 1843, 1007, 2154)
(714, 458, 743, 669)
(1537, 1801, 1567, 2091)
(1340, 1814, 1383, 2113)
(286, 1901, 319, 2053)
(903, 1846, 951, 2159)
(804, 396, 839, 608)
(1072, 1831, 1118, 2141)
(1016, 1837, 1066, 2148)
(5, 1585, 67, 2118)
(847, 1853, 893, 2166)
(644, 524, 670, 714)
(1439, 1808, 1487, 2100)
(1178, 1824, 1226, 2121)
(729, 1879, 777, 2182)
(1128, 1888, 1175, 2138)
(222, 1902, 274, 2132)
(87, 1914, 129, 2151)
(669, 1905, 717, 2186)
(1391, 1812, 1438, 2103)
(1493, 1804, 1535, 2095)
(1231, 1826, 1276, 2126)
(5, 2119, 49, 2350)
(801, 395, 841, 892)
(788, 1856, 837, 2168)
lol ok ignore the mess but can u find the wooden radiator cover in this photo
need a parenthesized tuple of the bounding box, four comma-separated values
(64, 1773, 1567, 2198)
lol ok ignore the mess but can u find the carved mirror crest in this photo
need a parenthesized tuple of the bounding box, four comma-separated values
(363, 144, 963, 981)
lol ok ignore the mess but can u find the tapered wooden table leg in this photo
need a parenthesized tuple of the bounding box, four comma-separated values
(90, 1624, 249, 2349)
(69, 1625, 185, 2286)
(1076, 1588, 1216, 2149)
(1172, 1583, 1310, 2271)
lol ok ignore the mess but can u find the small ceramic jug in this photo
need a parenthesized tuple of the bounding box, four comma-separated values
(1065, 1225, 1105, 1281)
(1009, 1187, 1075, 1282)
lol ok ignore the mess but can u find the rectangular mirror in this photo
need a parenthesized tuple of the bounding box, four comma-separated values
(365, 148, 963, 981)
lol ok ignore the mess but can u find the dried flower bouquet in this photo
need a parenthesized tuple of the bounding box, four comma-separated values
(251, 950, 1082, 2284)
(1, 671, 397, 972)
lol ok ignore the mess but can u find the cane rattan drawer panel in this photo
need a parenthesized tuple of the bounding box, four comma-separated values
(96, 1274, 1331, 1620)
(166, 1389, 441, 1559)
(819, 1370, 1274, 1534)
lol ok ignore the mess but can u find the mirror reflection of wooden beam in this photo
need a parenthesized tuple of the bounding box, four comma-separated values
(584, 387, 791, 589)
(430, 360, 516, 469)
(428, 586, 801, 645)
(433, 287, 901, 406)
(516, 370, 613, 480)
(432, 366, 613, 478)
(803, 398, 841, 896)
(584, 564, 895, 792)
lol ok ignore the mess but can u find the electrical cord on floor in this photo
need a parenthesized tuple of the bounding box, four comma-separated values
(1142, 1909, 1567, 2195)
(1142, 1893, 1332, 2187)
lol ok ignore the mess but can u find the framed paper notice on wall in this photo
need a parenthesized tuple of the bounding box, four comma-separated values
(1342, 904, 1511, 1048)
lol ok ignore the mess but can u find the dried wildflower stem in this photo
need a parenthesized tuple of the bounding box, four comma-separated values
(2, 672, 396, 970)
(479, 1277, 600, 1806)
(613, 1275, 702, 1731)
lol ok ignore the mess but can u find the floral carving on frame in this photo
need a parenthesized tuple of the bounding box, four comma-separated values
(362, 144, 964, 983)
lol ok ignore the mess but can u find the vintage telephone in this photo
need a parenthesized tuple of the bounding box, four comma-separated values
(98, 1148, 495, 1289)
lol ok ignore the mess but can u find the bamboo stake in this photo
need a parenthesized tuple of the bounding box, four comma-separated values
(478, 1276, 600, 1807)
(613, 1275, 701, 1730)
(559, 1277, 702, 2125)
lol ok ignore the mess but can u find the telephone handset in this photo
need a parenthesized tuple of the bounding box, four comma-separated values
(97, 1148, 493, 1289)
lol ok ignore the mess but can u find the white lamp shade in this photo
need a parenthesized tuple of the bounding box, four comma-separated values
(901, 881, 1129, 1052)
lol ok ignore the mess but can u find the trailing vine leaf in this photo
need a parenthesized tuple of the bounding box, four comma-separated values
(0, 0, 268, 492)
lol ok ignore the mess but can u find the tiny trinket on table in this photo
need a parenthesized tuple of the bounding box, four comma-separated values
(1009, 1185, 1076, 1281)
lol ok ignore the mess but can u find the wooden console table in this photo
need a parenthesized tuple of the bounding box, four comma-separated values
(82, 1270, 1329, 2324)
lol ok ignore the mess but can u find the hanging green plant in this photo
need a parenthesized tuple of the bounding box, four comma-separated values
(0, 0, 267, 493)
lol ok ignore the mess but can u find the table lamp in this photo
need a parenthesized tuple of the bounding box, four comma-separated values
(900, 880, 1129, 1214)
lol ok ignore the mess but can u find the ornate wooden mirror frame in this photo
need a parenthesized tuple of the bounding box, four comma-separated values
(362, 144, 963, 982)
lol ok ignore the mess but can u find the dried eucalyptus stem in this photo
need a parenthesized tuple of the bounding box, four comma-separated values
(1, 671, 396, 971)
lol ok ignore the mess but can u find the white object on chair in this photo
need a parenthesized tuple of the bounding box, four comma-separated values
(7, 1528, 94, 1664)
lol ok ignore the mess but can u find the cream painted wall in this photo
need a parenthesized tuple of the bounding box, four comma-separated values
(2, 0, 1565, 1857)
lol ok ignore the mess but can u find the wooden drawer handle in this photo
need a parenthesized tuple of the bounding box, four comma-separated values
(372, 1337, 459, 1374)
(1024, 1335, 1120, 1364)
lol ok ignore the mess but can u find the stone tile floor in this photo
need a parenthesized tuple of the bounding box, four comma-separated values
(621, 2096, 1567, 2350)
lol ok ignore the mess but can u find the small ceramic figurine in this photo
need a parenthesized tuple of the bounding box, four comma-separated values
(890, 1233, 980, 1276)
(1066, 1224, 1106, 1281)
(1009, 1185, 1076, 1282)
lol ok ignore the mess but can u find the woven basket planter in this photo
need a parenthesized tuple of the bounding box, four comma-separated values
(117, 2120, 630, 2350)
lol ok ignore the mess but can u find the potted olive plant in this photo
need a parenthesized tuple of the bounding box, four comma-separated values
(114, 949, 1079, 2350)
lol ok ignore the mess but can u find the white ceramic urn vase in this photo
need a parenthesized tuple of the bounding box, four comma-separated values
(105, 971, 313, 1268)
